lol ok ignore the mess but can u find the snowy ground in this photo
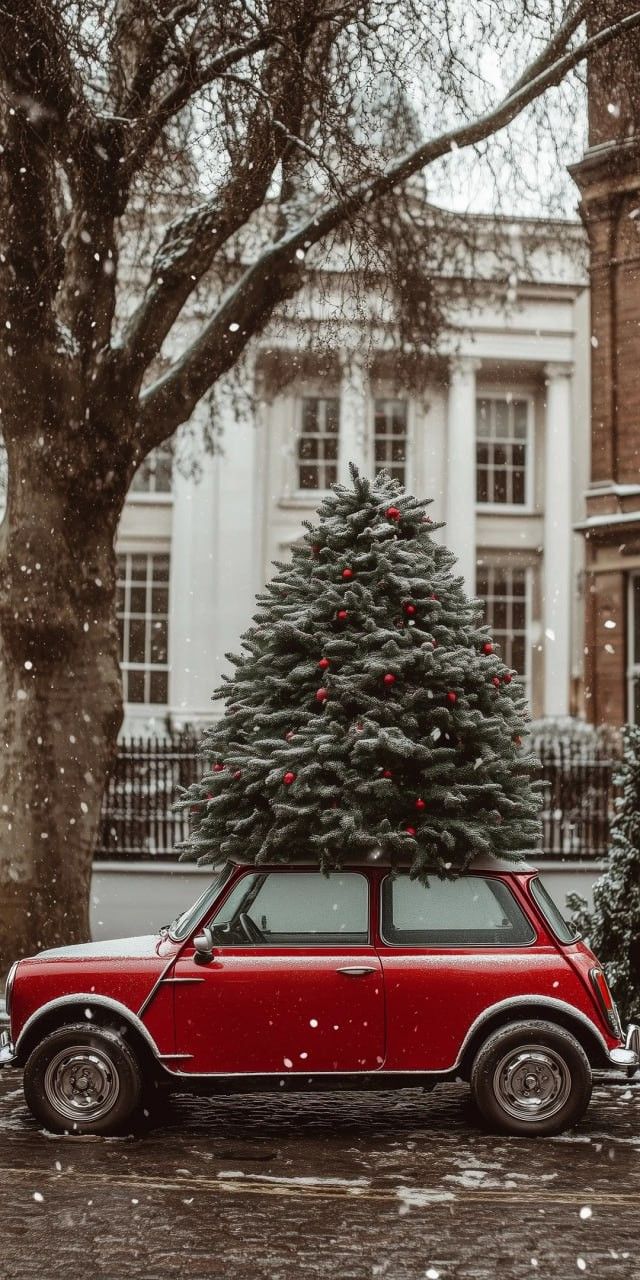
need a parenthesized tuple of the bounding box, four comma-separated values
(0, 1071, 639, 1279)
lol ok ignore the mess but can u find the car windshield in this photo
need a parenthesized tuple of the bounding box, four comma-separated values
(168, 865, 232, 942)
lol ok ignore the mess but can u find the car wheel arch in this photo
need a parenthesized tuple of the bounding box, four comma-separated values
(15, 995, 161, 1078)
(458, 999, 610, 1078)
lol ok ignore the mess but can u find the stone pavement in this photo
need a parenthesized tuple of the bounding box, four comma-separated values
(0, 1069, 639, 1280)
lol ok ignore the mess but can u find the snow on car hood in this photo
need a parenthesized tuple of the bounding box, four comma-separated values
(35, 935, 160, 961)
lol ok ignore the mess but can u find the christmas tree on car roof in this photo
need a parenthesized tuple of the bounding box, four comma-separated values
(178, 465, 542, 878)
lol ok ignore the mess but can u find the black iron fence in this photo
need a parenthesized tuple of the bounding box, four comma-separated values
(95, 729, 621, 862)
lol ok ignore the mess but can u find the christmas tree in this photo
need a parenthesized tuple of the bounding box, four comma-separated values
(178, 466, 542, 877)
(568, 726, 640, 1023)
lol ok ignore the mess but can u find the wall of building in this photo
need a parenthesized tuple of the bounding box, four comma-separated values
(117, 237, 589, 737)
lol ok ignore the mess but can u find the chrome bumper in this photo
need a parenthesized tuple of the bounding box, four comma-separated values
(0, 1028, 15, 1068)
(608, 1024, 640, 1072)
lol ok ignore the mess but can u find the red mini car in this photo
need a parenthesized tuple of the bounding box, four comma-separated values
(1, 855, 638, 1137)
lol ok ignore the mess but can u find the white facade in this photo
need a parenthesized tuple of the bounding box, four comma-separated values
(117, 218, 589, 735)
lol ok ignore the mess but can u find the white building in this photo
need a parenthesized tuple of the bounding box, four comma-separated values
(117, 214, 590, 736)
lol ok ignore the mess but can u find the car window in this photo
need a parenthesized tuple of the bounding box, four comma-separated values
(529, 876, 579, 943)
(381, 874, 536, 947)
(210, 871, 369, 946)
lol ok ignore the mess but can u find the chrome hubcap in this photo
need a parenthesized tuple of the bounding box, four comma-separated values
(44, 1046, 120, 1123)
(493, 1045, 571, 1122)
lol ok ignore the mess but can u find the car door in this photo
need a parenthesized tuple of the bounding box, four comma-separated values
(377, 872, 544, 1072)
(172, 868, 385, 1075)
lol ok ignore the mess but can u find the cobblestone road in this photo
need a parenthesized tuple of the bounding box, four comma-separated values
(1, 1070, 639, 1280)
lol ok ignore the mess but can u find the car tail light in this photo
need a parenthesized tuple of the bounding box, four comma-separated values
(589, 966, 622, 1037)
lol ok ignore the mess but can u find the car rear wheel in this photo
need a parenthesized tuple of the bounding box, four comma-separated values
(470, 1020, 592, 1136)
(23, 1023, 143, 1136)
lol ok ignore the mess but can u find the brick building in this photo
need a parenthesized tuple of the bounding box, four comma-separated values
(571, 0, 640, 724)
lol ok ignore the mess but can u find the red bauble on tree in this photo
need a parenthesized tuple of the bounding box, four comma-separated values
(446, 691, 457, 704)
(283, 771, 296, 786)
(492, 676, 501, 688)
(383, 673, 397, 686)
(415, 797, 426, 811)
(336, 609, 348, 622)
(233, 770, 242, 780)
(318, 657, 330, 670)
(503, 672, 513, 685)
(403, 602, 416, 616)
(482, 641, 494, 655)
(213, 762, 225, 772)
(341, 567, 353, 580)
(382, 768, 393, 779)
(405, 825, 417, 837)
(385, 506, 401, 521)
(316, 687, 328, 703)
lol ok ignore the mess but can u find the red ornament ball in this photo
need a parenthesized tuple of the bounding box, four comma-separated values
(503, 672, 513, 684)
(386, 506, 401, 521)
(415, 797, 426, 811)
(492, 676, 501, 688)
(233, 770, 242, 780)
(341, 567, 353, 580)
(382, 769, 393, 779)
(336, 609, 348, 622)
(283, 771, 296, 786)
(404, 602, 416, 616)
(405, 825, 417, 837)
(316, 687, 328, 702)
(318, 657, 330, 670)
(430, 593, 439, 601)
(383, 673, 397, 686)
(213, 762, 225, 772)
(482, 642, 494, 655)
(446, 691, 457, 704)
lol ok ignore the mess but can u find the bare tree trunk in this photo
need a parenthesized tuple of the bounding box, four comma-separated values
(0, 439, 125, 969)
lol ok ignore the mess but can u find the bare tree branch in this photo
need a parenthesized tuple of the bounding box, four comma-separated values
(138, 3, 640, 442)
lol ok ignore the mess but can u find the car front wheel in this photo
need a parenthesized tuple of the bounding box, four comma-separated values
(470, 1020, 592, 1136)
(23, 1023, 143, 1136)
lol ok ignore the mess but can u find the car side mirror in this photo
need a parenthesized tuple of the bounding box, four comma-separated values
(193, 926, 215, 964)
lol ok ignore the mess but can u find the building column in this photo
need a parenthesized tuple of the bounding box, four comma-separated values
(543, 362, 573, 717)
(446, 357, 480, 592)
(338, 351, 368, 483)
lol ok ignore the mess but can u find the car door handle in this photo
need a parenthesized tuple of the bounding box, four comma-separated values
(336, 966, 377, 976)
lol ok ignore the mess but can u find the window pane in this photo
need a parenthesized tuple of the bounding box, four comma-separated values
(381, 875, 535, 946)
(127, 668, 145, 703)
(128, 618, 146, 664)
(130, 586, 147, 615)
(213, 872, 369, 945)
(149, 669, 168, 704)
(150, 619, 168, 664)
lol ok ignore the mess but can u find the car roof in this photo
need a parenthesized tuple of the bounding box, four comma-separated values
(219, 852, 537, 874)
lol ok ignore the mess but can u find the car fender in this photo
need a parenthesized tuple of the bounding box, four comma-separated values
(14, 993, 163, 1065)
(456, 993, 612, 1074)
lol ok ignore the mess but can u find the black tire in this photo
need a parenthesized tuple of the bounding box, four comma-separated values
(23, 1023, 143, 1136)
(470, 1019, 592, 1137)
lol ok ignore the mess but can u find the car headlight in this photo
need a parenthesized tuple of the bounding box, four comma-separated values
(4, 961, 18, 1022)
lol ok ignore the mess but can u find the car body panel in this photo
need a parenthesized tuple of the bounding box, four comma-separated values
(3, 860, 631, 1085)
(172, 944, 385, 1074)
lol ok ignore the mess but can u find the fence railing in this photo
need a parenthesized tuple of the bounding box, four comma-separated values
(96, 730, 620, 862)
